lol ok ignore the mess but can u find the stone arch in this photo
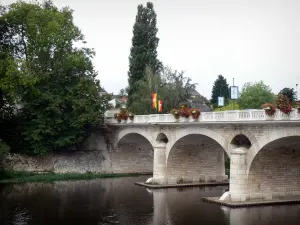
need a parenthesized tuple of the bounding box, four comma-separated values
(228, 130, 257, 152)
(165, 127, 229, 184)
(246, 134, 300, 200)
(115, 127, 153, 149)
(166, 127, 230, 159)
(247, 128, 300, 173)
(113, 128, 154, 174)
(229, 130, 257, 146)
(156, 133, 169, 144)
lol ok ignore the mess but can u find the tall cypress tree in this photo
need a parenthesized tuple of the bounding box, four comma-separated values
(127, 2, 161, 107)
(211, 75, 230, 108)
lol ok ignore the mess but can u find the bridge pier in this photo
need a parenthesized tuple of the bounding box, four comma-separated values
(153, 142, 167, 184)
(228, 147, 249, 202)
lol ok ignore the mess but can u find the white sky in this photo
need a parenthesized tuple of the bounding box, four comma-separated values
(2, 0, 300, 99)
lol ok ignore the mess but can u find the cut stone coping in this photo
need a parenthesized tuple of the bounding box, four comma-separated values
(134, 181, 229, 189)
(202, 197, 300, 208)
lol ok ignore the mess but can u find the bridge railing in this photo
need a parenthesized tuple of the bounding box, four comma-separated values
(105, 109, 300, 124)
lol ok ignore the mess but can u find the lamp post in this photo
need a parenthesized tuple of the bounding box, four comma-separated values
(296, 84, 298, 101)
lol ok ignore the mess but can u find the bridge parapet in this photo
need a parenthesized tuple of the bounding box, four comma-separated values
(106, 109, 299, 124)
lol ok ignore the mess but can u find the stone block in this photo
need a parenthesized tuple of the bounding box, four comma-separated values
(230, 194, 241, 202)
(263, 193, 273, 200)
(250, 193, 263, 200)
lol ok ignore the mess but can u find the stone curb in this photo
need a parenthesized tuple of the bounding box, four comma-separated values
(202, 197, 300, 208)
(134, 181, 229, 189)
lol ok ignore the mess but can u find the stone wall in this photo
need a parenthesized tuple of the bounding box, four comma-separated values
(4, 132, 154, 174)
(166, 134, 227, 184)
(247, 136, 300, 200)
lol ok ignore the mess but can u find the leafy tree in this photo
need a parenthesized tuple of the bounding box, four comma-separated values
(127, 2, 162, 108)
(0, 1, 110, 155)
(238, 81, 275, 109)
(279, 88, 296, 104)
(211, 75, 229, 108)
(128, 66, 196, 114)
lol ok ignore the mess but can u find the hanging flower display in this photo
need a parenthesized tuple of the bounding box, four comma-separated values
(261, 103, 276, 116)
(171, 109, 180, 119)
(179, 105, 189, 118)
(114, 108, 129, 122)
(276, 94, 292, 115)
(189, 108, 201, 120)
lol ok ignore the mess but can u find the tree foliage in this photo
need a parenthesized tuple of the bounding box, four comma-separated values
(127, 2, 162, 108)
(0, 1, 110, 155)
(211, 75, 229, 108)
(214, 101, 241, 111)
(128, 66, 196, 114)
(238, 81, 275, 109)
(279, 88, 296, 104)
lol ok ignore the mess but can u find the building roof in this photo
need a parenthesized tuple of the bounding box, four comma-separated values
(189, 88, 201, 96)
(193, 103, 212, 112)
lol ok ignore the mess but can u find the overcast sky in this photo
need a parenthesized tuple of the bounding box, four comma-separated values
(3, 0, 300, 99)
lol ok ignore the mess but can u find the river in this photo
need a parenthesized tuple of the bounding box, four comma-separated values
(0, 176, 300, 225)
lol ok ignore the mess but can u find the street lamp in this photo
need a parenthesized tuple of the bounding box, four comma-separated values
(296, 84, 298, 101)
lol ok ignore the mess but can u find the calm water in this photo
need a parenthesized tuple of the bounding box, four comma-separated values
(0, 176, 300, 225)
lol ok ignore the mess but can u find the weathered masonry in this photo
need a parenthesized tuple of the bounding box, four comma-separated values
(106, 109, 300, 203)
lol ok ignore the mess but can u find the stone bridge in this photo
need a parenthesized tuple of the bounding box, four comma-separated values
(105, 109, 300, 202)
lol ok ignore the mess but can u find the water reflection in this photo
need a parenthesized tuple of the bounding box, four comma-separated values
(0, 176, 299, 225)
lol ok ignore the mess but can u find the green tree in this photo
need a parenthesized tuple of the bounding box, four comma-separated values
(279, 88, 296, 104)
(128, 66, 196, 114)
(211, 75, 229, 108)
(127, 2, 162, 108)
(0, 1, 110, 155)
(238, 81, 275, 109)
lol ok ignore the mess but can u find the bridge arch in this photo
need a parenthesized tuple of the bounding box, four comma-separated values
(166, 127, 230, 158)
(113, 128, 154, 174)
(246, 132, 300, 199)
(115, 127, 153, 148)
(247, 128, 300, 172)
(165, 127, 229, 184)
(229, 129, 257, 146)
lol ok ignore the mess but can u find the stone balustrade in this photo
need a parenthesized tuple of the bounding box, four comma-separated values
(105, 109, 300, 124)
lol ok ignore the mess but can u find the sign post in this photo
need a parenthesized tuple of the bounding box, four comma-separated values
(230, 78, 239, 109)
(218, 97, 224, 107)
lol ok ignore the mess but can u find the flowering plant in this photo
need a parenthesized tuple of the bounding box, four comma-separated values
(171, 109, 180, 119)
(114, 113, 122, 122)
(261, 103, 276, 116)
(189, 108, 201, 119)
(114, 108, 129, 122)
(128, 112, 135, 120)
(179, 105, 189, 118)
(276, 94, 292, 115)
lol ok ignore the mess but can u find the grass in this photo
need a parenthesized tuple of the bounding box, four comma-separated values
(0, 170, 143, 184)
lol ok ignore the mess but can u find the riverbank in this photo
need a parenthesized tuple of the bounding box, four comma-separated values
(0, 171, 150, 184)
